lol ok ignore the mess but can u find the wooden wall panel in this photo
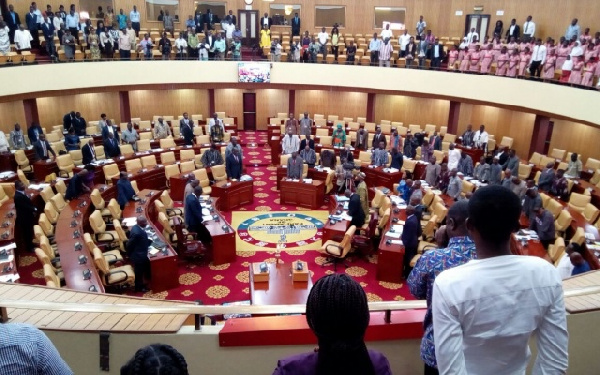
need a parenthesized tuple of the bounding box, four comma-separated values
(214, 89, 244, 130)
(15, 1, 597, 42)
(374, 95, 450, 130)
(457, 104, 535, 158)
(129, 89, 209, 120)
(36, 93, 120, 131)
(549, 119, 600, 163)
(256, 89, 289, 131)
(0, 101, 26, 134)
(295, 90, 367, 122)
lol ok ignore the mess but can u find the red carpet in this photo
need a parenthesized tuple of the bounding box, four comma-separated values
(18, 130, 414, 305)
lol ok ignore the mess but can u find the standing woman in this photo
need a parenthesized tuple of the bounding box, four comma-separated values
(559, 55, 573, 82)
(458, 45, 470, 72)
(100, 26, 113, 58)
(555, 40, 571, 70)
(331, 26, 339, 61)
(495, 46, 509, 76)
(480, 44, 494, 74)
(506, 49, 520, 78)
(493, 20, 503, 39)
(88, 26, 101, 60)
(469, 44, 481, 73)
(108, 23, 120, 55)
(260, 24, 271, 56)
(584, 42, 598, 62)
(0, 22, 10, 55)
(569, 55, 585, 84)
(518, 46, 531, 77)
(581, 57, 597, 86)
(492, 37, 503, 60)
(542, 48, 557, 80)
(272, 274, 392, 375)
(447, 44, 459, 70)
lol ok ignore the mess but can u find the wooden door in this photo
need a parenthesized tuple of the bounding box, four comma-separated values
(243, 92, 256, 131)
(464, 14, 491, 40)
(238, 10, 259, 47)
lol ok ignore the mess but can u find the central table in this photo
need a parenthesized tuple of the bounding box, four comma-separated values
(249, 262, 313, 306)
(280, 179, 325, 209)
(210, 180, 254, 211)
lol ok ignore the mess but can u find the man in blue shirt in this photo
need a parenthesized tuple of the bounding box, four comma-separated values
(369, 32, 381, 65)
(565, 18, 581, 41)
(396, 178, 412, 202)
(570, 252, 590, 276)
(408, 201, 476, 375)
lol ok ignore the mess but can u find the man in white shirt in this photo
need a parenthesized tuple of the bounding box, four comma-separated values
(447, 143, 460, 170)
(129, 6, 141, 37)
(65, 8, 79, 42)
(522, 15, 536, 42)
(208, 113, 223, 134)
(398, 30, 411, 57)
(433, 186, 568, 375)
(14, 24, 33, 51)
(317, 27, 328, 60)
(118, 28, 132, 60)
(175, 32, 188, 59)
(465, 27, 479, 44)
(380, 23, 393, 40)
(0, 131, 9, 152)
(416, 15, 426, 39)
(378, 38, 393, 67)
(473, 124, 488, 151)
(224, 20, 235, 47)
(529, 38, 547, 77)
(281, 130, 300, 155)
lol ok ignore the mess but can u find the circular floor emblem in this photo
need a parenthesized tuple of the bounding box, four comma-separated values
(237, 213, 325, 248)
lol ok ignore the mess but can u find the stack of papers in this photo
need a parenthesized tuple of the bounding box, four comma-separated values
(202, 215, 214, 222)
(240, 174, 253, 181)
(0, 274, 19, 283)
(340, 213, 352, 221)
(0, 171, 15, 179)
(391, 224, 404, 232)
(336, 196, 349, 202)
(29, 183, 50, 190)
(390, 240, 403, 245)
(303, 179, 313, 184)
(386, 232, 401, 239)
(121, 217, 137, 227)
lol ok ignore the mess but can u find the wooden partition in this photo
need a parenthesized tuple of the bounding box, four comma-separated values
(457, 104, 535, 158)
(129, 89, 210, 120)
(36, 93, 120, 131)
(549, 119, 600, 162)
(256, 89, 289, 130)
(0, 101, 26, 133)
(374, 95, 449, 129)
(295, 90, 368, 122)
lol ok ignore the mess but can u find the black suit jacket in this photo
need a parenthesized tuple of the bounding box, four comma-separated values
(429, 44, 445, 60)
(6, 11, 21, 32)
(15, 191, 36, 228)
(204, 13, 215, 29)
(126, 225, 152, 263)
(33, 140, 54, 160)
(405, 43, 417, 57)
(225, 14, 236, 25)
(82, 143, 96, 165)
(401, 214, 420, 249)
(27, 125, 43, 144)
(299, 138, 315, 150)
(260, 17, 272, 29)
(291, 17, 301, 33)
(63, 113, 75, 130)
(225, 153, 242, 179)
(505, 24, 521, 39)
(103, 138, 121, 158)
(372, 133, 387, 149)
(73, 117, 87, 136)
(348, 194, 365, 227)
(25, 12, 38, 31)
(181, 123, 194, 145)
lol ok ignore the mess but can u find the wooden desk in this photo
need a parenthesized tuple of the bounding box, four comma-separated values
(210, 180, 253, 211)
(111, 166, 167, 191)
(456, 144, 484, 163)
(571, 179, 600, 207)
(280, 179, 325, 209)
(249, 262, 312, 306)
(122, 189, 179, 292)
(376, 204, 407, 284)
(33, 160, 59, 182)
(270, 136, 280, 165)
(322, 194, 350, 243)
(314, 144, 360, 159)
(360, 166, 403, 191)
(207, 196, 236, 265)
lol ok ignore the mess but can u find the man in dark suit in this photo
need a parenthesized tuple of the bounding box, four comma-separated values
(286, 152, 303, 179)
(126, 216, 152, 292)
(204, 9, 215, 31)
(25, 6, 40, 48)
(63, 111, 76, 131)
(505, 18, 520, 40)
(226, 148, 242, 179)
(101, 120, 120, 141)
(402, 205, 421, 279)
(184, 186, 212, 245)
(41, 15, 56, 58)
(345, 189, 365, 228)
(14, 180, 36, 252)
(224, 10, 236, 26)
(371, 127, 387, 149)
(103, 133, 121, 158)
(82, 139, 97, 165)
(73, 112, 87, 136)
(194, 12, 204, 33)
(429, 38, 445, 69)
(117, 172, 136, 209)
(299, 134, 315, 151)
(291, 13, 301, 37)
(65, 169, 90, 200)
(260, 12, 272, 30)
(27, 122, 44, 144)
(33, 134, 56, 161)
(180, 113, 194, 146)
(5, 5, 21, 44)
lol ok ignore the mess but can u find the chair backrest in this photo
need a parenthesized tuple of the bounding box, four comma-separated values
(50, 194, 66, 211)
(38, 213, 54, 235)
(571, 227, 585, 246)
(546, 199, 564, 219)
(107, 198, 121, 219)
(103, 164, 120, 181)
(139, 132, 153, 140)
(161, 151, 176, 165)
(500, 136, 514, 148)
(378, 208, 391, 228)
(137, 139, 151, 151)
(15, 150, 30, 167)
(568, 193, 591, 213)
(160, 191, 175, 209)
(338, 225, 357, 256)
(83, 232, 96, 252)
(180, 160, 195, 173)
(160, 138, 176, 148)
(90, 210, 106, 233)
(43, 264, 61, 287)
(518, 163, 532, 179)
(280, 154, 291, 166)
(94, 146, 106, 160)
(193, 169, 210, 187)
(113, 220, 128, 241)
(550, 149, 566, 160)
(43, 202, 59, 224)
(371, 189, 384, 209)
(528, 152, 542, 166)
(442, 133, 456, 143)
(165, 164, 181, 180)
(141, 155, 157, 168)
(422, 215, 438, 240)
(180, 149, 195, 162)
(92, 247, 110, 274)
(53, 179, 66, 196)
(315, 128, 328, 137)
(555, 209, 573, 230)
(212, 165, 227, 181)
(17, 169, 29, 186)
(125, 159, 143, 173)
(433, 203, 448, 223)
(585, 158, 600, 171)
(549, 237, 566, 265)
(34, 247, 51, 267)
(196, 135, 210, 144)
(120, 144, 135, 157)
(158, 212, 175, 238)
(90, 189, 105, 209)
(424, 124, 436, 134)
(69, 149, 83, 165)
(56, 154, 75, 173)
(540, 192, 551, 208)
(583, 203, 600, 224)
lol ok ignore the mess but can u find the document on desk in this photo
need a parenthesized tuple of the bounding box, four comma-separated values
(385, 232, 401, 239)
(340, 213, 353, 221)
(122, 217, 138, 227)
(0, 273, 19, 283)
(303, 179, 313, 184)
(202, 215, 214, 222)
(391, 225, 404, 232)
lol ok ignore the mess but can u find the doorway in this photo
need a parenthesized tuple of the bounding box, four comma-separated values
(238, 10, 259, 47)
(464, 14, 491, 40)
(243, 92, 256, 131)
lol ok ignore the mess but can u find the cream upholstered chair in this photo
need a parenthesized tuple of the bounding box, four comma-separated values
(44, 202, 59, 224)
(500, 136, 514, 148)
(17, 169, 30, 187)
(320, 225, 356, 271)
(547, 237, 566, 267)
(139, 132, 153, 140)
(180, 149, 195, 162)
(585, 158, 600, 171)
(120, 144, 135, 157)
(165, 164, 181, 184)
(193, 168, 211, 194)
(137, 139, 151, 151)
(83, 233, 123, 265)
(69, 149, 83, 165)
(280, 154, 291, 166)
(180, 161, 195, 173)
(161, 151, 176, 164)
(554, 209, 573, 237)
(141, 155, 157, 168)
(89, 210, 120, 247)
(160, 138, 176, 148)
(107, 198, 122, 220)
(125, 159, 143, 173)
(56, 154, 75, 177)
(546, 199, 564, 219)
(375, 208, 391, 236)
(550, 149, 566, 160)
(54, 179, 67, 197)
(90, 189, 111, 219)
(568, 193, 591, 214)
(92, 247, 135, 289)
(160, 190, 183, 216)
(44, 264, 62, 287)
(212, 165, 228, 181)
(571, 227, 585, 246)
(518, 163, 533, 180)
(94, 145, 106, 160)
(50, 194, 67, 211)
(37, 214, 55, 238)
(442, 133, 456, 143)
(34, 248, 62, 277)
(528, 152, 542, 166)
(370, 189, 384, 212)
(540, 192, 551, 208)
(103, 164, 120, 184)
(158, 212, 177, 243)
(15, 150, 33, 172)
(583, 203, 600, 224)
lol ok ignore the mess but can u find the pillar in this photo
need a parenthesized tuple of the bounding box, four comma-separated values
(366, 93, 375, 122)
(529, 115, 552, 156)
(288, 89, 295, 116)
(23, 98, 39, 126)
(208, 89, 215, 115)
(447, 101, 461, 134)
(118, 91, 131, 123)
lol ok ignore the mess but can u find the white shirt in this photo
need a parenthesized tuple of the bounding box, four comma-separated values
(380, 29, 393, 40)
(466, 31, 479, 44)
(208, 118, 223, 133)
(14, 30, 33, 50)
(509, 24, 516, 35)
(399, 33, 411, 49)
(416, 20, 426, 36)
(318, 32, 328, 45)
(33, 9, 43, 24)
(523, 20, 536, 36)
(0, 132, 8, 152)
(129, 10, 140, 23)
(473, 130, 488, 148)
(52, 16, 63, 33)
(433, 255, 568, 375)
(557, 253, 574, 279)
(225, 23, 235, 39)
(532, 44, 547, 63)
(282, 135, 300, 154)
(175, 38, 188, 50)
(447, 149, 460, 170)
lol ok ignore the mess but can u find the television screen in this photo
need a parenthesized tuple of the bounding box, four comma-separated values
(238, 62, 271, 83)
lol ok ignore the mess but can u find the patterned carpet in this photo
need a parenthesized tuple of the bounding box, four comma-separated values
(18, 131, 414, 305)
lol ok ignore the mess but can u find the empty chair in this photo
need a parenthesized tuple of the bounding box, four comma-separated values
(570, 227, 585, 246)
(550, 149, 566, 160)
(94, 146, 106, 160)
(89, 210, 120, 247)
(37, 213, 55, 238)
(92, 247, 135, 289)
(141, 155, 157, 168)
(165, 164, 181, 184)
(54, 179, 67, 197)
(44, 202, 59, 224)
(319, 225, 356, 271)
(160, 190, 183, 216)
(15, 150, 33, 172)
(125, 159, 143, 173)
(212, 165, 227, 181)
(161, 151, 176, 164)
(500, 136, 514, 149)
(546, 199, 564, 219)
(547, 237, 566, 266)
(103, 164, 120, 184)
(120, 144, 135, 156)
(180, 149, 195, 162)
(528, 152, 542, 166)
(50, 194, 67, 211)
(17, 169, 30, 187)
(518, 163, 533, 180)
(107, 198, 122, 220)
(137, 139, 151, 151)
(90, 188, 111, 219)
(193, 168, 211, 194)
(583, 203, 600, 224)
(568, 193, 591, 213)
(158, 212, 176, 243)
(160, 138, 176, 148)
(43, 264, 62, 287)
(69, 149, 83, 165)
(554, 209, 573, 236)
(56, 154, 75, 177)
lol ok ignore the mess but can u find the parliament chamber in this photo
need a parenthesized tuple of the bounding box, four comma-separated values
(1, 1, 600, 370)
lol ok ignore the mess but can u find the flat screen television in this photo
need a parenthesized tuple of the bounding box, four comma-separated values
(238, 62, 271, 83)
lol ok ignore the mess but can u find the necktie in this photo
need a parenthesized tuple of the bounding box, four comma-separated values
(91, 146, 95, 159)
(42, 142, 46, 157)
(526, 22, 529, 34)
(235, 155, 238, 163)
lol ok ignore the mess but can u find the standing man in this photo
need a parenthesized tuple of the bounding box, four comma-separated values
(429, 38, 444, 69)
(41, 15, 56, 59)
(465, 27, 479, 44)
(529, 38, 547, 77)
(14, 180, 36, 253)
(399, 29, 411, 57)
(355, 128, 369, 150)
(505, 18, 520, 40)
(457, 152, 474, 176)
(181, 119, 194, 146)
(9, 123, 27, 149)
(522, 15, 536, 42)
(529, 206, 556, 249)
(286, 151, 303, 179)
(82, 139, 96, 165)
(300, 145, 316, 168)
(281, 130, 300, 154)
(369, 33, 381, 65)
(416, 15, 426, 41)
(432, 186, 568, 375)
(25, 5, 40, 47)
(208, 112, 223, 134)
(226, 148, 243, 179)
(285, 113, 299, 134)
(260, 12, 271, 30)
(408, 201, 476, 375)
(127, 216, 152, 292)
(103, 133, 121, 158)
(299, 134, 314, 150)
(371, 127, 386, 149)
(163, 10, 174, 37)
(129, 6, 141, 37)
(299, 112, 312, 137)
(5, 4, 21, 44)
(446, 168, 462, 201)
(355, 172, 369, 219)
(565, 18, 581, 41)
(503, 149, 520, 177)
(117, 171, 136, 209)
(460, 124, 474, 147)
(379, 37, 393, 67)
(224, 10, 236, 26)
(153, 117, 171, 139)
(291, 13, 301, 37)
(371, 141, 389, 167)
(33, 134, 56, 160)
(318, 27, 328, 61)
(447, 144, 460, 170)
(14, 24, 33, 51)
(121, 122, 139, 150)
(204, 9, 215, 31)
(345, 188, 365, 228)
(472, 124, 488, 151)
(65, 169, 90, 200)
(225, 136, 243, 159)
(65, 6, 79, 43)
(402, 205, 421, 279)
(538, 162, 556, 192)
(200, 143, 224, 167)
(73, 112, 87, 136)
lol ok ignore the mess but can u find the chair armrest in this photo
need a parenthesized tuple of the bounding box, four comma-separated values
(167, 208, 184, 216)
(325, 243, 343, 256)
(95, 231, 116, 241)
(106, 269, 128, 284)
(103, 253, 118, 262)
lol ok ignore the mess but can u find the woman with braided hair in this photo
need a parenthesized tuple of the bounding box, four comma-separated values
(120, 344, 189, 375)
(273, 274, 391, 375)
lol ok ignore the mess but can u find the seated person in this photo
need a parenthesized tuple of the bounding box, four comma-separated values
(557, 242, 583, 279)
(121, 344, 188, 374)
(570, 252, 590, 276)
(117, 171, 137, 209)
(272, 274, 391, 374)
(396, 178, 413, 202)
(299, 145, 316, 168)
(65, 169, 91, 200)
(339, 146, 354, 163)
(201, 143, 224, 167)
(64, 128, 80, 151)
